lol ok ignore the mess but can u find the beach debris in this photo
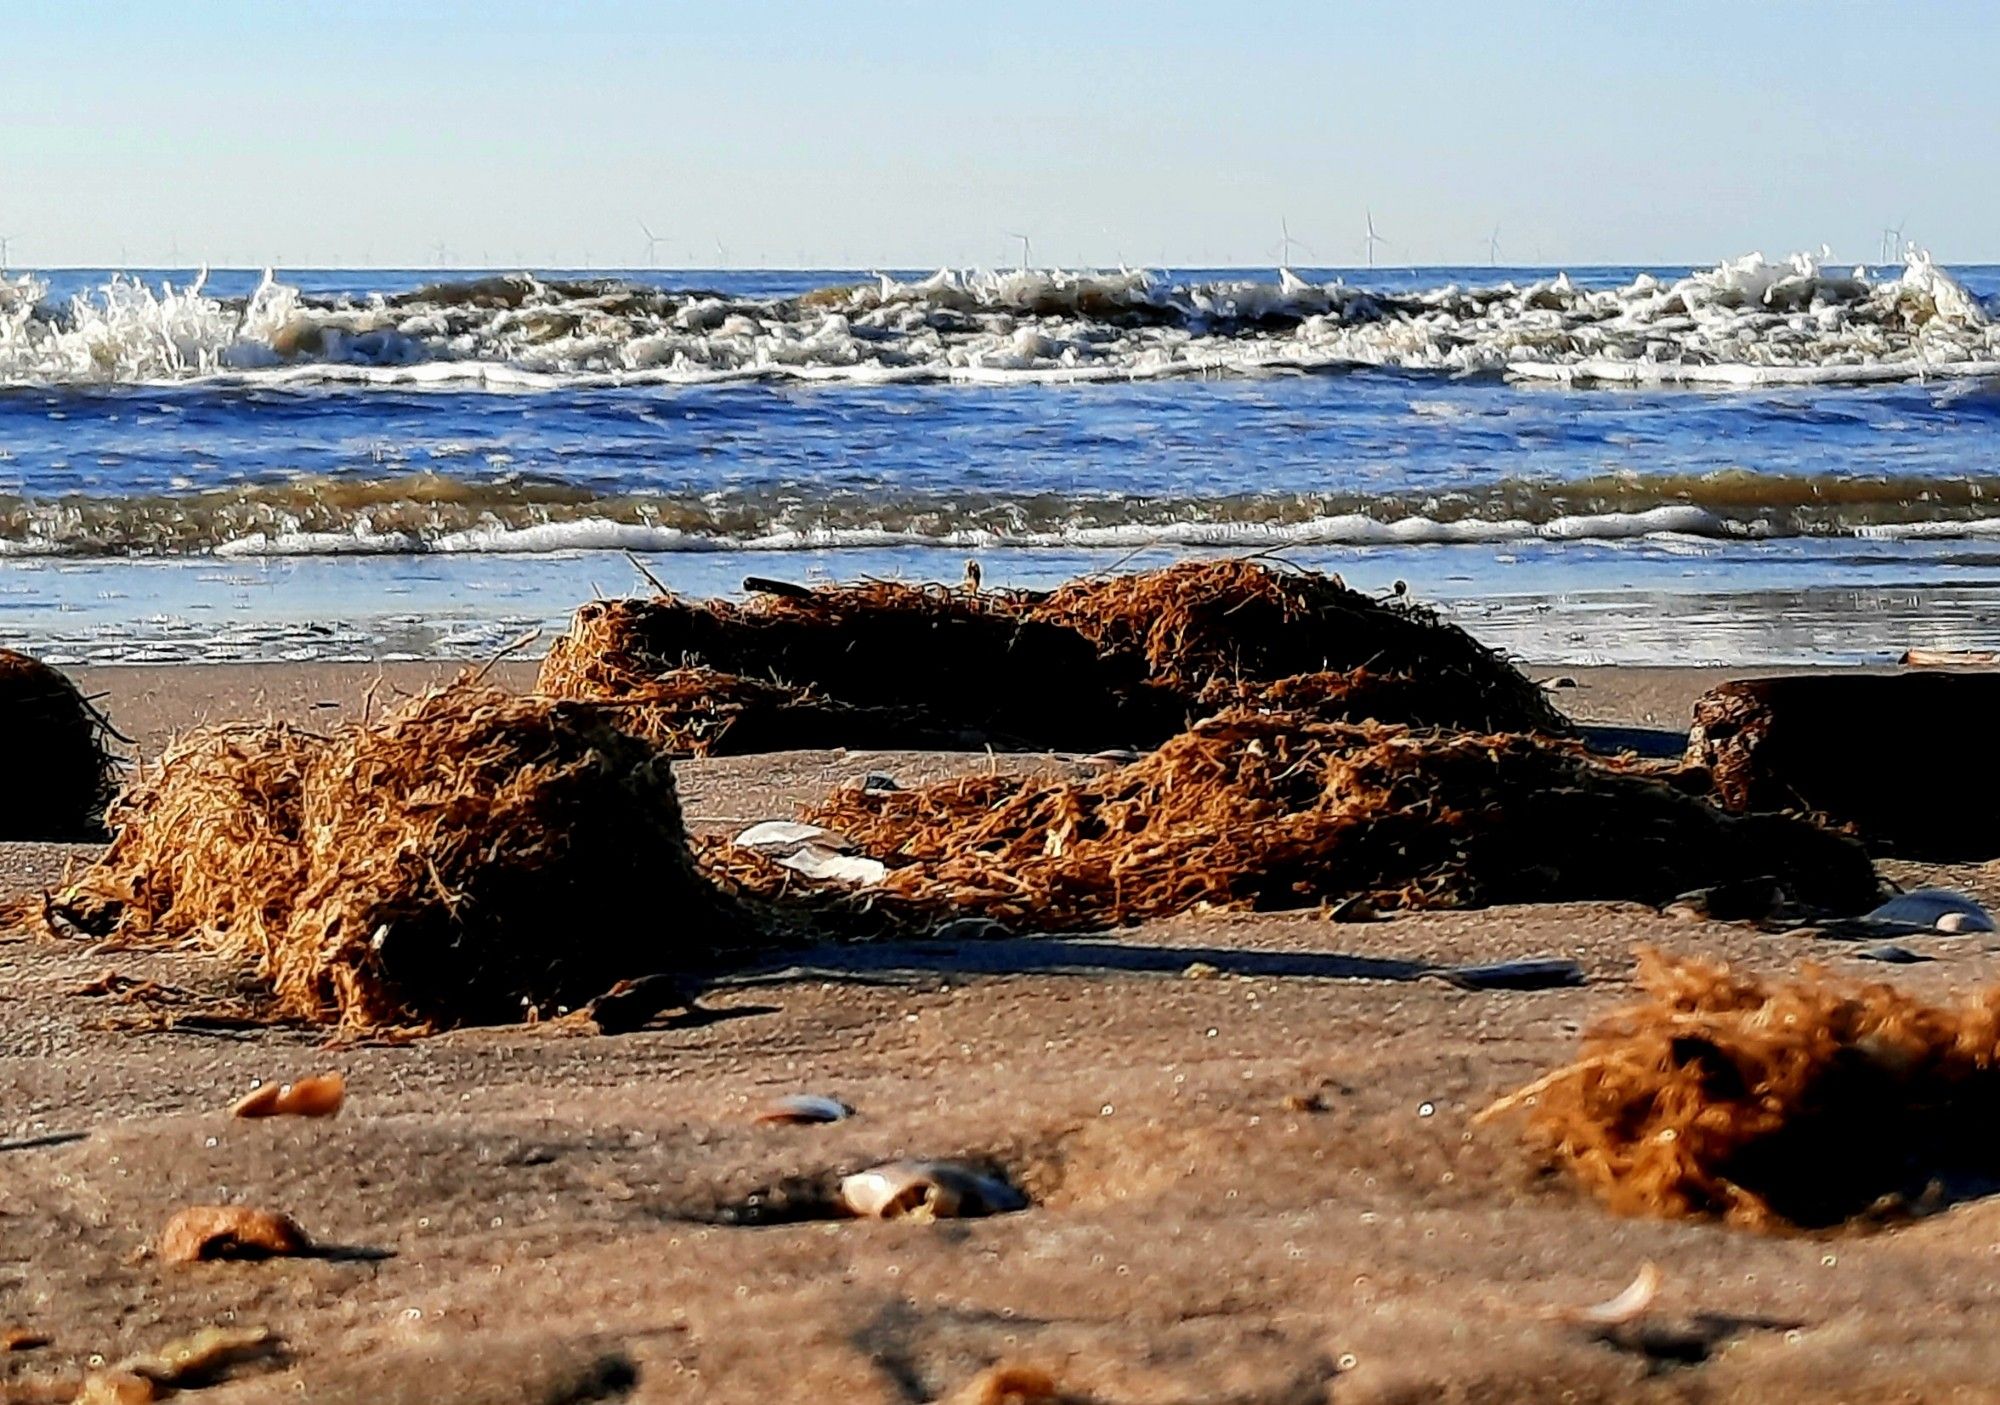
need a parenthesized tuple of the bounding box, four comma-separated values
(1689, 674, 2000, 858)
(229, 1072, 345, 1119)
(774, 848, 887, 886)
(157, 1206, 311, 1263)
(1661, 875, 1789, 924)
(733, 819, 886, 885)
(1548, 1263, 1663, 1329)
(534, 561, 1570, 756)
(944, 1364, 1066, 1405)
(1434, 957, 1586, 991)
(734, 820, 856, 854)
(857, 770, 901, 793)
(582, 973, 698, 1034)
(39, 1327, 285, 1403)
(1901, 648, 1998, 667)
(1479, 948, 2000, 1228)
(44, 680, 752, 1032)
(753, 1093, 854, 1125)
(1023, 560, 1569, 734)
(0, 648, 118, 841)
(1862, 888, 1996, 935)
(837, 1160, 1028, 1221)
(535, 585, 1149, 755)
(1183, 961, 1222, 980)
(1326, 894, 1380, 923)
(1853, 943, 1932, 964)
(715, 712, 1878, 934)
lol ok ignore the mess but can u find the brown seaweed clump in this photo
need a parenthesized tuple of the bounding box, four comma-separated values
(1482, 949, 2000, 1229)
(53, 682, 747, 1031)
(0, 648, 117, 840)
(534, 560, 1567, 755)
(535, 582, 1165, 753)
(1020, 559, 1569, 733)
(727, 710, 1877, 933)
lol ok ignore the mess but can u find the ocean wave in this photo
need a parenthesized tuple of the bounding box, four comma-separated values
(2, 250, 1994, 389)
(6, 468, 2000, 558)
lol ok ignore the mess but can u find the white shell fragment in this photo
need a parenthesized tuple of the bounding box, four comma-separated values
(838, 1160, 1028, 1221)
(734, 820, 883, 886)
(734, 820, 854, 854)
(753, 1094, 854, 1125)
(1554, 1262, 1662, 1328)
(775, 846, 887, 886)
(1863, 889, 1996, 935)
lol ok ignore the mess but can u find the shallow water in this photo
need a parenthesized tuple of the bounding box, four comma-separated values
(4, 257, 1999, 664)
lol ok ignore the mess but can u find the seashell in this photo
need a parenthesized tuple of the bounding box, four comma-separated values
(754, 1094, 854, 1125)
(734, 820, 854, 855)
(1552, 1262, 1661, 1328)
(945, 1363, 1062, 1405)
(157, 1206, 311, 1264)
(1864, 888, 1996, 935)
(838, 1160, 1028, 1222)
(230, 1072, 345, 1120)
(774, 845, 886, 886)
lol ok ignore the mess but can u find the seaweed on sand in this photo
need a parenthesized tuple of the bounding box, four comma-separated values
(0, 648, 119, 840)
(712, 710, 1877, 934)
(48, 681, 748, 1031)
(1481, 949, 2000, 1229)
(535, 560, 1567, 754)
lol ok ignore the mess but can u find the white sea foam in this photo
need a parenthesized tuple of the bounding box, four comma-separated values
(203, 503, 1730, 558)
(3, 251, 1994, 389)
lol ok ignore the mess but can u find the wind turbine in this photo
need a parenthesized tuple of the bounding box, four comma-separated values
(431, 240, 452, 268)
(1363, 210, 1387, 268)
(639, 220, 667, 267)
(1271, 216, 1311, 270)
(1486, 223, 1502, 267)
(713, 236, 727, 267)
(1880, 219, 1907, 265)
(0, 234, 12, 269)
(1004, 231, 1033, 269)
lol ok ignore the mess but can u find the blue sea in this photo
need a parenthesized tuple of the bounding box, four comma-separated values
(4, 255, 2000, 665)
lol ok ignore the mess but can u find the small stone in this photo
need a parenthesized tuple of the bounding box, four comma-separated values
(157, 1206, 311, 1264)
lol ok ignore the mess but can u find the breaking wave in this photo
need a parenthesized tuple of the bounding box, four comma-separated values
(5, 468, 2000, 557)
(2, 250, 1996, 388)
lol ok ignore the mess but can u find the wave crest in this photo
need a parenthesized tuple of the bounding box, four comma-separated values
(2, 251, 1994, 388)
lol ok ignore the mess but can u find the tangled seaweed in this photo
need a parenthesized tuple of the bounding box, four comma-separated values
(715, 711, 1877, 934)
(53, 681, 746, 1031)
(0, 648, 118, 840)
(1483, 949, 2000, 1229)
(535, 560, 1566, 754)
(1019, 559, 1567, 731)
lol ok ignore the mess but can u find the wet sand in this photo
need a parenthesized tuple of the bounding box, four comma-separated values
(5, 663, 2000, 1403)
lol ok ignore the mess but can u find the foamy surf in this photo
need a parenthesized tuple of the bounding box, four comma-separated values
(3, 250, 1994, 389)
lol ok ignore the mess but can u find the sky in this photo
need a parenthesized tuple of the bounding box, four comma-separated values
(4, 0, 1997, 271)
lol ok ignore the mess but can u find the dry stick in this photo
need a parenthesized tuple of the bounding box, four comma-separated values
(470, 629, 541, 685)
(625, 552, 671, 597)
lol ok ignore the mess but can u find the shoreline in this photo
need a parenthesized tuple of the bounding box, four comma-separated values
(62, 659, 1904, 758)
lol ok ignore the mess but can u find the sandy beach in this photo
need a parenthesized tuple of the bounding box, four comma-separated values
(3, 660, 1998, 1403)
